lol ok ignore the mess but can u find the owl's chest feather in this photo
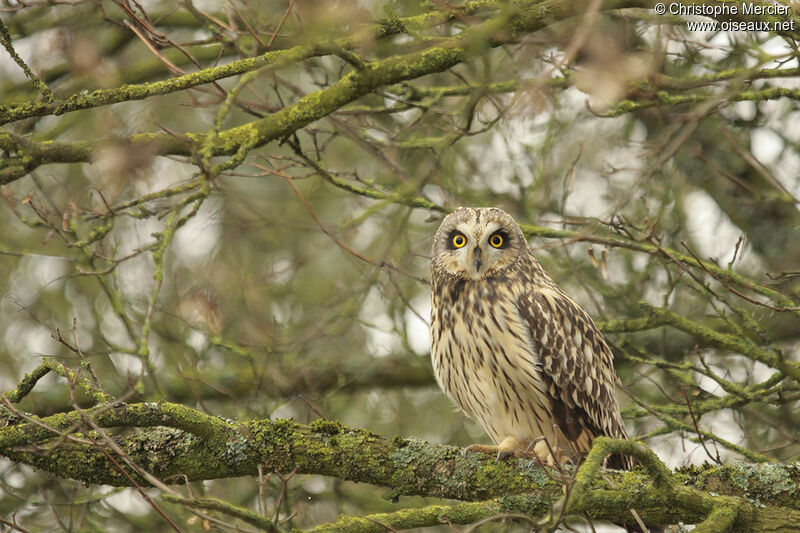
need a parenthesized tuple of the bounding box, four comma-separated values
(430, 278, 551, 443)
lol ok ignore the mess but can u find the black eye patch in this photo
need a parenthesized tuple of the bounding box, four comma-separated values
(488, 230, 510, 249)
(447, 230, 468, 249)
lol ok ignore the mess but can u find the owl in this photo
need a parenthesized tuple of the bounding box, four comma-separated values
(430, 207, 630, 468)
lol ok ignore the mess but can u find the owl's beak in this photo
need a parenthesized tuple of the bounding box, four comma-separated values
(473, 246, 482, 272)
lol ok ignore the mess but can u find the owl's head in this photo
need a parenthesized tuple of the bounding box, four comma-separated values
(431, 207, 527, 280)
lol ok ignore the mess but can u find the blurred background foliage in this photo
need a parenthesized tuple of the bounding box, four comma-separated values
(1, 0, 800, 531)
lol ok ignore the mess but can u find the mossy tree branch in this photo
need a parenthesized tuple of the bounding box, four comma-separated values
(0, 0, 505, 126)
(3, 1, 800, 531)
(517, 222, 800, 317)
(3, 0, 798, 189)
(1, 402, 799, 531)
(3, 0, 650, 183)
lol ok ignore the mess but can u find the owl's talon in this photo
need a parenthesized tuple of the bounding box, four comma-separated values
(464, 443, 511, 461)
(464, 443, 496, 455)
(465, 436, 532, 461)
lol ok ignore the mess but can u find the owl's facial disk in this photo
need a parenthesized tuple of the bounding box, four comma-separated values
(441, 221, 513, 280)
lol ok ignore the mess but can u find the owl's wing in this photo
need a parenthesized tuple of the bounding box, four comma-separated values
(516, 287, 628, 456)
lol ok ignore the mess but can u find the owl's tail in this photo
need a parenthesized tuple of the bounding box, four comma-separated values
(605, 452, 635, 471)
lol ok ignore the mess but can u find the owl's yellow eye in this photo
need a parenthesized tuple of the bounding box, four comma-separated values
(489, 233, 503, 248)
(452, 234, 467, 248)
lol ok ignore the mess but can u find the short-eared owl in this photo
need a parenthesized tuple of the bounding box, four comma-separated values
(430, 207, 629, 467)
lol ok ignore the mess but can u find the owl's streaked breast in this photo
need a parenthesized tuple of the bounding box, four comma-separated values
(430, 272, 556, 448)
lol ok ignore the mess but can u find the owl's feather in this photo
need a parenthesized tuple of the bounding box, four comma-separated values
(516, 287, 631, 469)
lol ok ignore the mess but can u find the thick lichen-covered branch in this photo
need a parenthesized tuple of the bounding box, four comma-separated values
(0, 401, 553, 498)
(570, 438, 800, 533)
(1, 403, 799, 531)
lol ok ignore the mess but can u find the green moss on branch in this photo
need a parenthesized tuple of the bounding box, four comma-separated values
(0, 0, 643, 184)
(1, 403, 800, 531)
